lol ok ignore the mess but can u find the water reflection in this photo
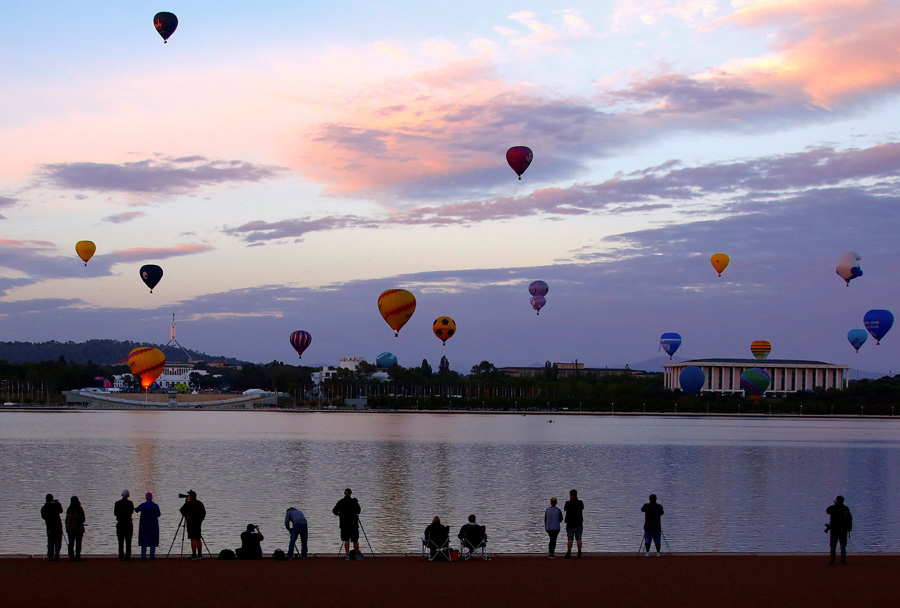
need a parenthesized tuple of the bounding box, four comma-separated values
(1, 412, 898, 555)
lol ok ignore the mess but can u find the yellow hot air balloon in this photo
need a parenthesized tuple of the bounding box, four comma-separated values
(750, 340, 771, 360)
(710, 253, 729, 277)
(127, 347, 166, 390)
(433, 316, 456, 345)
(75, 241, 96, 266)
(377, 289, 416, 336)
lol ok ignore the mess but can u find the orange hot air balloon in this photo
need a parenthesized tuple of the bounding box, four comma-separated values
(710, 253, 729, 276)
(127, 347, 166, 390)
(750, 340, 771, 360)
(75, 241, 96, 266)
(377, 289, 416, 336)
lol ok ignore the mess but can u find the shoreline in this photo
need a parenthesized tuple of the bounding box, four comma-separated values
(2, 554, 897, 607)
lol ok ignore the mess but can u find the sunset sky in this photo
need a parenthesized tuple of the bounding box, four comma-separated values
(3, 1, 900, 374)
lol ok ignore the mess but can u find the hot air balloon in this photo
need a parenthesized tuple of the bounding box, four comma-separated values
(679, 366, 705, 394)
(153, 12, 178, 43)
(376, 352, 398, 369)
(529, 280, 548, 297)
(127, 347, 166, 390)
(750, 340, 771, 360)
(847, 329, 868, 353)
(140, 265, 163, 292)
(377, 289, 416, 336)
(740, 368, 770, 401)
(75, 241, 96, 266)
(835, 252, 863, 286)
(93, 376, 112, 390)
(660, 333, 682, 359)
(864, 309, 894, 345)
(710, 253, 729, 276)
(433, 316, 456, 345)
(289, 330, 312, 359)
(530, 295, 546, 315)
(506, 146, 533, 179)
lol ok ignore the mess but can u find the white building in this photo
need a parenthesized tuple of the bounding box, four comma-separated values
(113, 363, 208, 390)
(663, 358, 850, 396)
(310, 356, 389, 385)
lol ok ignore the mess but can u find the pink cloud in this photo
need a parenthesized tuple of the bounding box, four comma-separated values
(111, 244, 215, 263)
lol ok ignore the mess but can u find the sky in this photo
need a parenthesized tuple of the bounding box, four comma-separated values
(3, 1, 900, 375)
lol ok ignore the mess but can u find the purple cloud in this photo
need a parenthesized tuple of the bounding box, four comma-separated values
(103, 211, 146, 224)
(39, 157, 283, 195)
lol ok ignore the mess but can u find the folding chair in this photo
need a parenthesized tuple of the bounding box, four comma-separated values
(421, 524, 451, 561)
(459, 524, 489, 561)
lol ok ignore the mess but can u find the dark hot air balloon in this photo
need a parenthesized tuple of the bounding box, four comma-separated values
(864, 309, 893, 345)
(139, 265, 163, 293)
(153, 12, 178, 43)
(506, 146, 533, 179)
(289, 330, 312, 359)
(660, 333, 682, 359)
(679, 366, 705, 394)
(847, 329, 867, 353)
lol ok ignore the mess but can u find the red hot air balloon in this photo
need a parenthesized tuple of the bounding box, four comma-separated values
(289, 330, 312, 359)
(506, 146, 533, 180)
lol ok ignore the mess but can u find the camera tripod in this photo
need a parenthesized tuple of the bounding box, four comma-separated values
(335, 516, 375, 559)
(166, 513, 213, 559)
(637, 529, 673, 555)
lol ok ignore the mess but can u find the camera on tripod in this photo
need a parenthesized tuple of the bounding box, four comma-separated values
(179, 490, 194, 500)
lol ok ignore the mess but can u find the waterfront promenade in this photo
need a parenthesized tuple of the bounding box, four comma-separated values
(2, 553, 896, 607)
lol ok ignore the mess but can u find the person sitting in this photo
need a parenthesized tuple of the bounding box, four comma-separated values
(423, 516, 450, 560)
(457, 514, 487, 559)
(237, 524, 264, 559)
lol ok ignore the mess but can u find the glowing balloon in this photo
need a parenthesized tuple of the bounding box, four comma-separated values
(506, 146, 533, 179)
(376, 352, 398, 369)
(377, 289, 416, 336)
(710, 253, 729, 277)
(528, 280, 549, 297)
(530, 295, 546, 315)
(847, 329, 867, 353)
(740, 368, 770, 401)
(835, 252, 863, 286)
(433, 316, 456, 345)
(153, 12, 178, 43)
(140, 264, 163, 293)
(660, 333, 682, 359)
(864, 309, 894, 345)
(679, 366, 705, 394)
(750, 340, 771, 360)
(127, 347, 166, 390)
(75, 241, 96, 266)
(289, 330, 312, 359)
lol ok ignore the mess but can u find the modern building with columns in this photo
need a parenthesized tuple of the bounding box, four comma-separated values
(663, 359, 851, 396)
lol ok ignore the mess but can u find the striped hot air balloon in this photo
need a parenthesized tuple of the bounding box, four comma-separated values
(127, 347, 166, 390)
(289, 330, 312, 359)
(750, 340, 771, 360)
(377, 289, 416, 336)
(740, 368, 770, 401)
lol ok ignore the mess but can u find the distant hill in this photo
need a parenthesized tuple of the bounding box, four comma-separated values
(0, 340, 248, 366)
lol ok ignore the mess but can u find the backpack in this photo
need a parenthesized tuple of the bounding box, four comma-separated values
(842, 510, 853, 532)
(272, 548, 287, 561)
(217, 549, 236, 560)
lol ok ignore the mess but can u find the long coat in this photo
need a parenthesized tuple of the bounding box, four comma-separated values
(135, 500, 161, 547)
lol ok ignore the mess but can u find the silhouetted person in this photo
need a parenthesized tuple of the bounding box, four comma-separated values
(114, 489, 134, 561)
(135, 492, 160, 560)
(239, 524, 264, 559)
(65, 496, 85, 561)
(41, 494, 63, 561)
(564, 489, 584, 558)
(826, 495, 852, 565)
(179, 490, 206, 560)
(285, 507, 308, 559)
(333, 488, 362, 560)
(424, 515, 450, 560)
(544, 497, 563, 558)
(641, 494, 664, 557)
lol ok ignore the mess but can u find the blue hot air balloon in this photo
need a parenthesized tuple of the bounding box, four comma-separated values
(740, 368, 770, 401)
(847, 329, 868, 353)
(376, 352, 398, 369)
(660, 333, 682, 359)
(679, 366, 705, 394)
(864, 309, 894, 345)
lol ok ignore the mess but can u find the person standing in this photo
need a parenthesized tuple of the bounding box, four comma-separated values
(544, 497, 564, 558)
(332, 488, 362, 560)
(65, 496, 86, 561)
(826, 495, 852, 565)
(135, 492, 161, 560)
(285, 506, 308, 559)
(564, 489, 584, 559)
(641, 494, 665, 557)
(41, 494, 63, 561)
(179, 490, 206, 560)
(114, 490, 135, 561)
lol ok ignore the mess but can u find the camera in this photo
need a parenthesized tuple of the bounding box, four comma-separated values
(179, 493, 189, 499)
(824, 523, 831, 533)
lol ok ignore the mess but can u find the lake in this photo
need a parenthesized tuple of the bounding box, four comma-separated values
(1, 411, 898, 556)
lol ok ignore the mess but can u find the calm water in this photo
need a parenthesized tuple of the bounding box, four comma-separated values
(1, 411, 898, 556)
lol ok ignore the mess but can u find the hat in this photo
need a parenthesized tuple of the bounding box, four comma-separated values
(122, 489, 130, 497)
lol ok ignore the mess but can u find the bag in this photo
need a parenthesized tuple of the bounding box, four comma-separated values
(449, 549, 459, 562)
(843, 510, 853, 532)
(217, 549, 236, 560)
(272, 548, 287, 561)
